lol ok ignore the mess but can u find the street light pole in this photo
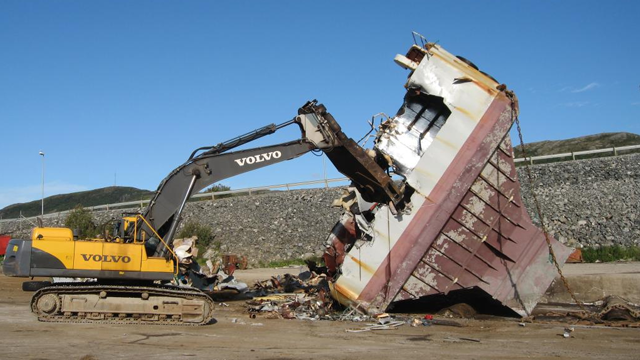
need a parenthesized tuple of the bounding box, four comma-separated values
(39, 151, 45, 216)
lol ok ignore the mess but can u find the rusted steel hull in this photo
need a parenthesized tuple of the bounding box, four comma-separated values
(328, 40, 571, 316)
(372, 134, 571, 316)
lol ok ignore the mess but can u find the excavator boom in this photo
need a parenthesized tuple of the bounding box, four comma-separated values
(2, 99, 401, 325)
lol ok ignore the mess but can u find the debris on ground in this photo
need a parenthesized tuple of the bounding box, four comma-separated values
(375, 313, 392, 324)
(244, 263, 499, 328)
(436, 303, 477, 319)
(252, 270, 328, 295)
(345, 321, 404, 333)
(444, 336, 481, 343)
(171, 236, 248, 293)
(338, 306, 370, 322)
(244, 266, 476, 328)
(246, 271, 335, 320)
(534, 296, 640, 327)
(246, 292, 330, 321)
(221, 254, 249, 275)
(409, 315, 465, 328)
(562, 327, 575, 338)
(598, 296, 640, 322)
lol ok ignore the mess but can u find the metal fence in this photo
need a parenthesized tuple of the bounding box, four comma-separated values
(2, 143, 639, 223)
(513, 144, 640, 165)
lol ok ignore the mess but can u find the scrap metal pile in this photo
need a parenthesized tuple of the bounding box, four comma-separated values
(245, 272, 465, 324)
(244, 271, 640, 331)
(533, 295, 640, 327)
(172, 236, 248, 293)
(243, 269, 480, 331)
(247, 270, 336, 320)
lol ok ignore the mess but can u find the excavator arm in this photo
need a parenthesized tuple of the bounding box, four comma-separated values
(136, 100, 406, 257)
(1, 99, 408, 326)
(142, 139, 317, 256)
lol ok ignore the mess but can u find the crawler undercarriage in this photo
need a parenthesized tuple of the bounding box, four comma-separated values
(31, 283, 214, 326)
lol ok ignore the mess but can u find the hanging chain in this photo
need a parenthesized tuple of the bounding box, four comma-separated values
(508, 94, 589, 314)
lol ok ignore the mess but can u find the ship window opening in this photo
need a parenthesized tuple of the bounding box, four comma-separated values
(396, 91, 451, 142)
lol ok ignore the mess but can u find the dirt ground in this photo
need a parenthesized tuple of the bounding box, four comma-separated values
(0, 267, 638, 360)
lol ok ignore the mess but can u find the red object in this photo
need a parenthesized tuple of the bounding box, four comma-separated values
(566, 249, 583, 263)
(323, 214, 357, 277)
(0, 235, 11, 256)
(424, 314, 433, 320)
(221, 254, 249, 275)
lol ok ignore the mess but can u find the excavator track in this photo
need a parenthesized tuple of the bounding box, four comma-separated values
(30, 283, 215, 326)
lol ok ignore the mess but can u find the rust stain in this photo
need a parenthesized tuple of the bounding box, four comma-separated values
(430, 50, 498, 96)
(434, 135, 458, 150)
(472, 79, 499, 96)
(405, 45, 427, 64)
(413, 163, 439, 182)
(453, 105, 479, 122)
(348, 254, 376, 274)
(333, 282, 359, 302)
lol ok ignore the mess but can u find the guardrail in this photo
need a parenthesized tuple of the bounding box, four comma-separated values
(514, 144, 640, 164)
(0, 177, 351, 223)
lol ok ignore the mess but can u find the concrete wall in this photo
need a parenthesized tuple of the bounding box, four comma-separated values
(2, 153, 638, 265)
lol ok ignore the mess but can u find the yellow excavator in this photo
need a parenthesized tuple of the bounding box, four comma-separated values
(2, 100, 407, 325)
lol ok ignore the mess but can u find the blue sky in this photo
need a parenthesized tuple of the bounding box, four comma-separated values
(1, 1, 638, 210)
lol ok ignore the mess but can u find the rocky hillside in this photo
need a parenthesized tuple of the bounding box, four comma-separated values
(181, 189, 343, 265)
(519, 153, 640, 249)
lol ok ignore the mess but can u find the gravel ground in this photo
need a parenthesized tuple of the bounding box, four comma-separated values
(1, 266, 640, 360)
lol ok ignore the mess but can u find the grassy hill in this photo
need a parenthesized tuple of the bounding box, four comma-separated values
(0, 186, 153, 219)
(514, 132, 640, 158)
